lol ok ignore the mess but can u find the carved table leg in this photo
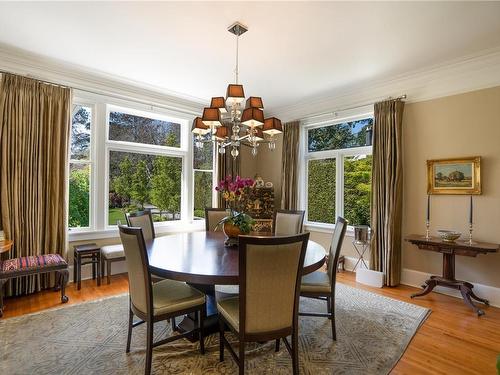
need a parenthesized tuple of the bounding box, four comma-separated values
(462, 281, 489, 306)
(411, 278, 438, 299)
(56, 269, 70, 303)
(459, 284, 484, 316)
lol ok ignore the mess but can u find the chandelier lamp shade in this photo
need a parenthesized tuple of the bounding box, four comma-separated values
(192, 21, 283, 159)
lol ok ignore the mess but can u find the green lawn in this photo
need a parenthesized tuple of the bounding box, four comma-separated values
(109, 208, 126, 226)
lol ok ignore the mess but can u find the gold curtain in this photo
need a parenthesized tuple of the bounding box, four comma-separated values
(280, 121, 300, 210)
(0, 73, 71, 296)
(370, 99, 405, 286)
(216, 121, 241, 208)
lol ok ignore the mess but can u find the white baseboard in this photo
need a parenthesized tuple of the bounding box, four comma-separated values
(401, 268, 500, 308)
(68, 260, 127, 284)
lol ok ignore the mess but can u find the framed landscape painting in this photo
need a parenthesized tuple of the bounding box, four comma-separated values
(427, 157, 481, 195)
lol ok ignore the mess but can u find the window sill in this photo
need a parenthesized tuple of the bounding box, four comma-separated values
(304, 222, 355, 237)
(68, 220, 206, 242)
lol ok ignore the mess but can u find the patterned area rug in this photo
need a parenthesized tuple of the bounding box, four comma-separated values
(0, 283, 429, 375)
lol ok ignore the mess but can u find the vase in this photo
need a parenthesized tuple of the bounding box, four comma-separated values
(223, 222, 241, 247)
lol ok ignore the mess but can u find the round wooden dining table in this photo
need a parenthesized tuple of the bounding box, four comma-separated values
(147, 231, 327, 284)
(145, 230, 327, 337)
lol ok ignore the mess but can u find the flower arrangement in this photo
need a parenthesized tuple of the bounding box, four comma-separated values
(215, 175, 255, 235)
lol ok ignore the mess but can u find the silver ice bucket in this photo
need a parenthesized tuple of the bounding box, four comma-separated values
(353, 225, 370, 245)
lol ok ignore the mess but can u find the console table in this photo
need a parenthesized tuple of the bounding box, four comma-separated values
(405, 234, 499, 316)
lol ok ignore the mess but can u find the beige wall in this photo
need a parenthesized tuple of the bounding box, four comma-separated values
(256, 86, 500, 288)
(403, 86, 500, 288)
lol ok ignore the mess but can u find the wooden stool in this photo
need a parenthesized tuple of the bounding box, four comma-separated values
(73, 243, 101, 290)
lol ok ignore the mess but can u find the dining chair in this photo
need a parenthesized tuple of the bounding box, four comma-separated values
(299, 216, 347, 341)
(218, 233, 310, 375)
(273, 209, 306, 236)
(205, 207, 229, 232)
(119, 225, 206, 375)
(126, 210, 156, 241)
(100, 211, 155, 285)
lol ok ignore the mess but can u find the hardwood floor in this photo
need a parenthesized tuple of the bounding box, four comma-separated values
(1, 272, 499, 374)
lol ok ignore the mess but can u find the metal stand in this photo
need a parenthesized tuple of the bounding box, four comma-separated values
(352, 241, 369, 271)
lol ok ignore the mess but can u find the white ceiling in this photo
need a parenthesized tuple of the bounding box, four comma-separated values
(1, 2, 500, 113)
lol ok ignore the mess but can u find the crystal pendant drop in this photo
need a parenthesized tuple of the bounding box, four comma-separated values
(251, 147, 258, 157)
(219, 146, 226, 154)
(231, 147, 239, 158)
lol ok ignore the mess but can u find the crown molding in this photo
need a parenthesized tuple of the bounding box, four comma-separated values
(0, 42, 206, 115)
(269, 46, 500, 122)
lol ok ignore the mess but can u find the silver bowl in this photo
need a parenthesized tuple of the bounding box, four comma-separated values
(437, 230, 461, 243)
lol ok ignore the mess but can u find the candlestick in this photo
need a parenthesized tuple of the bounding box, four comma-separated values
(427, 195, 430, 222)
(468, 223, 475, 245)
(425, 220, 430, 240)
(469, 195, 473, 225)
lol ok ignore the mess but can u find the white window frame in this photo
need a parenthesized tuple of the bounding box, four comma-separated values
(298, 107, 373, 235)
(68, 101, 96, 233)
(192, 140, 217, 219)
(105, 104, 190, 229)
(68, 91, 208, 241)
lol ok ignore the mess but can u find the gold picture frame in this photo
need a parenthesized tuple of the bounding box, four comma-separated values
(427, 156, 481, 195)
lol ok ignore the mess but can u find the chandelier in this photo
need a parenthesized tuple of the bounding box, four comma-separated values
(192, 22, 283, 159)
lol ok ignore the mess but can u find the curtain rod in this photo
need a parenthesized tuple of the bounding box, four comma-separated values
(0, 69, 200, 116)
(302, 94, 407, 121)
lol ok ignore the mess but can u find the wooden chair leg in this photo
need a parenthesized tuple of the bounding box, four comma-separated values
(77, 255, 82, 291)
(101, 256, 105, 284)
(92, 255, 96, 280)
(292, 332, 299, 375)
(330, 297, 336, 341)
(0, 279, 5, 318)
(145, 320, 153, 375)
(96, 254, 101, 286)
(219, 318, 225, 362)
(107, 260, 111, 285)
(59, 269, 69, 303)
(239, 341, 245, 375)
(171, 317, 177, 332)
(73, 254, 77, 284)
(199, 306, 206, 355)
(126, 306, 133, 353)
(275, 338, 280, 352)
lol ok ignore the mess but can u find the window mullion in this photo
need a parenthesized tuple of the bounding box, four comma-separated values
(336, 154, 344, 223)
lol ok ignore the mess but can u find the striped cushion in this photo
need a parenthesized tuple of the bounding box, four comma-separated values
(0, 254, 66, 273)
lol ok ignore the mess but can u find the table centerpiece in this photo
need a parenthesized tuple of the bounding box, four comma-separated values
(215, 175, 255, 246)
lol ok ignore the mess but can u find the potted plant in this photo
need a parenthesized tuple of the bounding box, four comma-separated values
(215, 175, 255, 246)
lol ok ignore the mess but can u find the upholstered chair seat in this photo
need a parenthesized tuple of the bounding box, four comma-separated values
(217, 297, 240, 331)
(101, 244, 125, 259)
(151, 279, 205, 316)
(300, 271, 331, 293)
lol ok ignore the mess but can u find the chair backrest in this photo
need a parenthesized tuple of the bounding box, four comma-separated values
(118, 225, 152, 315)
(273, 210, 305, 236)
(327, 217, 348, 282)
(205, 208, 229, 232)
(238, 233, 309, 338)
(126, 211, 155, 241)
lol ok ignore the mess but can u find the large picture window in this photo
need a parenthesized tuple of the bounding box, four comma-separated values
(304, 116, 373, 228)
(68, 95, 214, 238)
(106, 106, 186, 227)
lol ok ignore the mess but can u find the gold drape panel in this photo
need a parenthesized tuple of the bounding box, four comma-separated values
(370, 99, 405, 286)
(0, 73, 71, 296)
(280, 121, 300, 210)
(216, 122, 241, 208)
